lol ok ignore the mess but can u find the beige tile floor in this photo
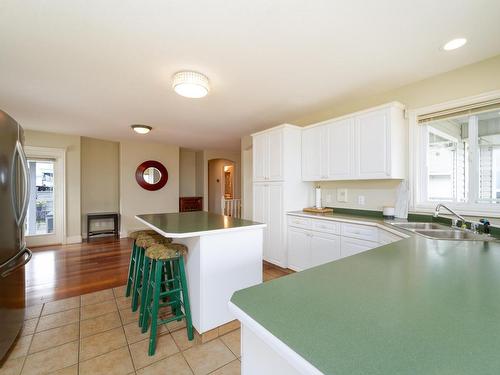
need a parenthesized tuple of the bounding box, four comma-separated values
(1, 286, 241, 375)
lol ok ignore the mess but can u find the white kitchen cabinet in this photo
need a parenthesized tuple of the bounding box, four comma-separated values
(341, 237, 377, 258)
(252, 125, 310, 267)
(253, 128, 283, 182)
(287, 227, 311, 271)
(301, 102, 406, 181)
(287, 227, 341, 271)
(327, 118, 355, 179)
(301, 125, 328, 181)
(310, 231, 341, 267)
(252, 133, 269, 182)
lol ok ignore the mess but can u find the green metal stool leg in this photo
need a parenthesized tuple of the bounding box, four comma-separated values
(172, 260, 183, 322)
(178, 257, 194, 340)
(148, 260, 162, 356)
(125, 243, 137, 297)
(139, 256, 151, 328)
(132, 247, 145, 311)
(141, 260, 155, 334)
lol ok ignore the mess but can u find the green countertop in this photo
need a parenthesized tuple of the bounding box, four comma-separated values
(135, 211, 265, 238)
(231, 217, 500, 374)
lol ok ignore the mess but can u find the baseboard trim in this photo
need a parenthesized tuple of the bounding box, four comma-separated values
(66, 235, 82, 244)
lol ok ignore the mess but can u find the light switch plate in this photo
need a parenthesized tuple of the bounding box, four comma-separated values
(337, 188, 348, 202)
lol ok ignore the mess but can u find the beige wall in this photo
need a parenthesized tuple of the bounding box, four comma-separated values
(179, 149, 197, 197)
(293, 54, 500, 125)
(119, 140, 179, 235)
(195, 151, 204, 197)
(81, 137, 120, 237)
(24, 130, 82, 241)
(242, 54, 500, 213)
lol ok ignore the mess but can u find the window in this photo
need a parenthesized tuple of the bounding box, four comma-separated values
(415, 98, 500, 213)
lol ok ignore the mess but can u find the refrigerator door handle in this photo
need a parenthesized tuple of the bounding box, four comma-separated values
(0, 247, 32, 278)
(14, 140, 30, 227)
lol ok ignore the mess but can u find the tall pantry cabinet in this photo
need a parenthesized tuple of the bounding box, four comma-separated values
(252, 125, 309, 267)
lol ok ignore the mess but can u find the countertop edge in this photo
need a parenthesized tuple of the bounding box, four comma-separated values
(286, 211, 410, 238)
(228, 301, 323, 375)
(135, 215, 267, 238)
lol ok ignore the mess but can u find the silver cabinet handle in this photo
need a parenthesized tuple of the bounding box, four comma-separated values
(15, 140, 30, 227)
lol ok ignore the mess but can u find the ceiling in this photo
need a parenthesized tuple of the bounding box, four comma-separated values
(1, 1, 500, 150)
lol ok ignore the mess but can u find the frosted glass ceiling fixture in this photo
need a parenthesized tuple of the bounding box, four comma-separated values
(172, 71, 210, 98)
(442, 38, 467, 51)
(131, 125, 152, 134)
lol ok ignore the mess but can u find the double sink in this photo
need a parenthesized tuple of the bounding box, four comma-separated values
(389, 222, 495, 241)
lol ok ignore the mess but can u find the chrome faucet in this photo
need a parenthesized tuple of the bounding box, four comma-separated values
(433, 204, 467, 227)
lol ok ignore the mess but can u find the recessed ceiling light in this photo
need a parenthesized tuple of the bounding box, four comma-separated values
(172, 71, 209, 98)
(442, 38, 467, 51)
(131, 124, 152, 134)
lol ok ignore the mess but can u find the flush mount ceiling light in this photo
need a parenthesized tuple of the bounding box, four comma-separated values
(172, 71, 210, 98)
(131, 124, 152, 134)
(442, 38, 467, 51)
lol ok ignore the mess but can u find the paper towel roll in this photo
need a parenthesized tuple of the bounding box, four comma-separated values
(315, 187, 322, 208)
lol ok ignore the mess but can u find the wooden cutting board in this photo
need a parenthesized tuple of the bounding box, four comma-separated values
(302, 207, 334, 213)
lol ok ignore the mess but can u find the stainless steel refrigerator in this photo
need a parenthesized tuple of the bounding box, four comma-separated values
(0, 110, 32, 362)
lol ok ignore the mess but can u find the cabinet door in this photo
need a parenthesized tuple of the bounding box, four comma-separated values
(310, 232, 341, 267)
(253, 133, 269, 181)
(253, 184, 269, 257)
(287, 227, 310, 271)
(302, 126, 325, 181)
(341, 237, 377, 258)
(267, 184, 284, 266)
(327, 118, 354, 179)
(356, 109, 390, 178)
(268, 129, 283, 181)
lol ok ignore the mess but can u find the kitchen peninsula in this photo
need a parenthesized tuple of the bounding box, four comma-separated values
(136, 211, 265, 337)
(230, 215, 500, 374)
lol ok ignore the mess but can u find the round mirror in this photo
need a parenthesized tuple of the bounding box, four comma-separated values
(135, 160, 168, 191)
(143, 167, 162, 184)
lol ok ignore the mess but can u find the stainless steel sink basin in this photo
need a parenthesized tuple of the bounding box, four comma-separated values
(389, 222, 496, 241)
(414, 229, 495, 241)
(391, 222, 449, 230)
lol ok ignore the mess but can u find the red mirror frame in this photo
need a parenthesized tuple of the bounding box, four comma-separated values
(135, 160, 169, 191)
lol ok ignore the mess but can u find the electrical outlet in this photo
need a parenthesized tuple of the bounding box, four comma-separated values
(325, 193, 332, 205)
(358, 195, 365, 205)
(337, 189, 348, 203)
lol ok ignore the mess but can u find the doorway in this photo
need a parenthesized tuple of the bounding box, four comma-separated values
(24, 147, 65, 246)
(208, 159, 236, 215)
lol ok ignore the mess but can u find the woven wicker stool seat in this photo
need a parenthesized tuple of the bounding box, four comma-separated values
(145, 243, 188, 260)
(129, 230, 157, 240)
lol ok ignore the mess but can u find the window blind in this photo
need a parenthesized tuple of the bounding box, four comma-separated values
(418, 98, 500, 124)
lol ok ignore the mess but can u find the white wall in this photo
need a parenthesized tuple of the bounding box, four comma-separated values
(119, 140, 179, 235)
(241, 135, 253, 219)
(179, 149, 197, 197)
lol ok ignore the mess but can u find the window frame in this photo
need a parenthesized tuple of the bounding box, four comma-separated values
(409, 90, 500, 217)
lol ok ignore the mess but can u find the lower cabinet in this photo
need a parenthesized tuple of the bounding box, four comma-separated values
(340, 237, 377, 258)
(288, 227, 341, 271)
(287, 215, 404, 270)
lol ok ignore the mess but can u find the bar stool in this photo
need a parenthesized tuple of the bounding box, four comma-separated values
(140, 243, 193, 356)
(131, 234, 172, 312)
(125, 230, 158, 297)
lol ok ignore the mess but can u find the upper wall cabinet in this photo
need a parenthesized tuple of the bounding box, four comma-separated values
(301, 102, 406, 181)
(253, 129, 283, 181)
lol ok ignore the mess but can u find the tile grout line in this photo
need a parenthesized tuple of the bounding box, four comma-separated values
(18, 303, 42, 375)
(116, 293, 138, 373)
(77, 296, 81, 375)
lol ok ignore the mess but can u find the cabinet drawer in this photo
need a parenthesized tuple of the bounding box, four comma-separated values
(341, 223, 378, 242)
(311, 219, 340, 235)
(341, 237, 377, 258)
(287, 216, 311, 229)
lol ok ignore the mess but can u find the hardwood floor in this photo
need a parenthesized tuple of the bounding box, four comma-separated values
(26, 238, 293, 306)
